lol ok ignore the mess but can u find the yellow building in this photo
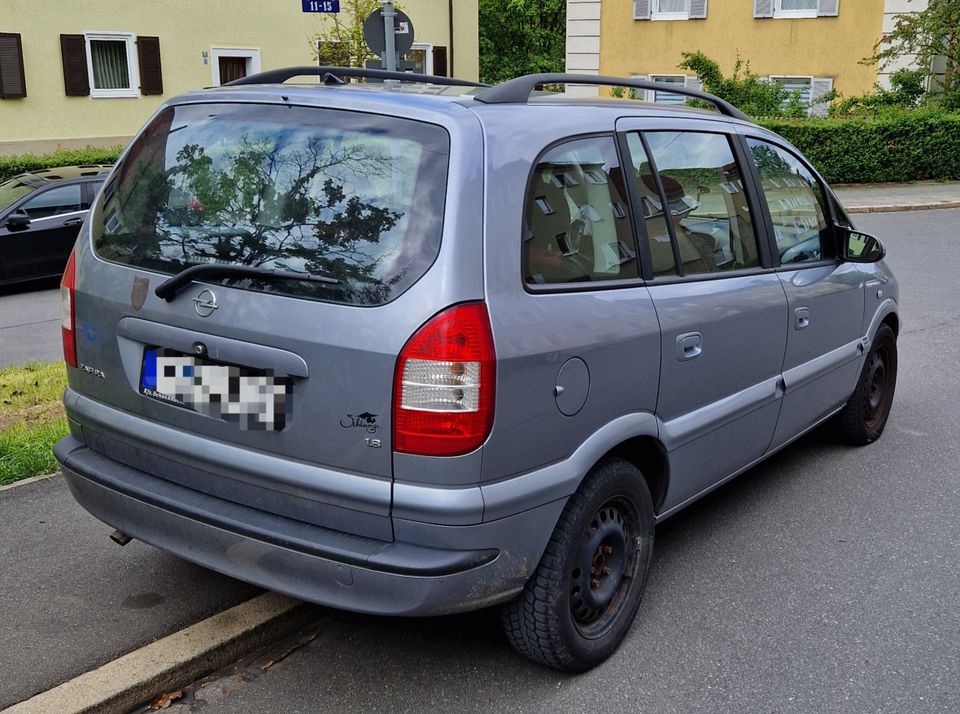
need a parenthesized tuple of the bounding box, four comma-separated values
(0, 0, 478, 156)
(566, 0, 914, 112)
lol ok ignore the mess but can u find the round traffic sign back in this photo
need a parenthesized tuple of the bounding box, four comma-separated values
(363, 8, 415, 56)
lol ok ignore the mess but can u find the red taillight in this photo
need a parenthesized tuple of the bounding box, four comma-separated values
(393, 303, 496, 457)
(60, 249, 77, 368)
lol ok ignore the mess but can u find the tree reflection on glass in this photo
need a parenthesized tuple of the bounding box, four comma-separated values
(98, 108, 429, 305)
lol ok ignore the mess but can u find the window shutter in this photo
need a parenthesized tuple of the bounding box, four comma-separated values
(810, 77, 833, 116)
(685, 75, 703, 93)
(432, 46, 448, 77)
(817, 0, 839, 16)
(633, 0, 652, 20)
(0, 33, 27, 98)
(753, 0, 774, 18)
(60, 34, 89, 96)
(689, 0, 708, 19)
(137, 36, 163, 95)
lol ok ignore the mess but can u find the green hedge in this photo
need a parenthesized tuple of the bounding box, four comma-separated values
(4, 111, 960, 186)
(759, 110, 960, 184)
(0, 146, 123, 183)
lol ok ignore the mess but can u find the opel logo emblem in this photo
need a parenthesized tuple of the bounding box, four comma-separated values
(193, 289, 218, 318)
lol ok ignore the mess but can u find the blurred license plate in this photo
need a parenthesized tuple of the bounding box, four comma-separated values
(140, 347, 291, 431)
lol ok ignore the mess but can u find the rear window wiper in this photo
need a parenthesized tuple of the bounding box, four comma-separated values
(155, 264, 339, 302)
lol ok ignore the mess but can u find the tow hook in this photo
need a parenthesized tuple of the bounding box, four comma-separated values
(109, 529, 133, 546)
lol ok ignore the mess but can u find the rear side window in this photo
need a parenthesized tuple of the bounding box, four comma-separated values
(746, 138, 832, 265)
(628, 131, 760, 277)
(94, 103, 450, 306)
(524, 136, 639, 286)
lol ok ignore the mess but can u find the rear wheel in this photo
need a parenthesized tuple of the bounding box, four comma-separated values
(834, 323, 898, 445)
(501, 457, 654, 671)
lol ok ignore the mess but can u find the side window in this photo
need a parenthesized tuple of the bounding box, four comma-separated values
(524, 137, 639, 285)
(631, 131, 760, 276)
(746, 138, 832, 265)
(625, 134, 677, 277)
(20, 185, 83, 220)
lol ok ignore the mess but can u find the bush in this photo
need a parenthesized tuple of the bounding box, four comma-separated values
(759, 110, 960, 184)
(0, 146, 123, 183)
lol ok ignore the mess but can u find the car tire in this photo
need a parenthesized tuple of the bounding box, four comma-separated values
(833, 323, 898, 445)
(501, 457, 655, 671)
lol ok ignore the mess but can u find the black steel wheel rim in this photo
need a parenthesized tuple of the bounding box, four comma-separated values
(863, 342, 892, 430)
(569, 495, 641, 639)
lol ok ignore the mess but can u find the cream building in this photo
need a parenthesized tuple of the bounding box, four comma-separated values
(0, 0, 478, 156)
(566, 1, 930, 107)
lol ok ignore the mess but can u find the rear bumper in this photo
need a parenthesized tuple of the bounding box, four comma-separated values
(55, 436, 565, 616)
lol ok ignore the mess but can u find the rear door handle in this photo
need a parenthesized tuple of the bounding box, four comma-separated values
(676, 332, 702, 361)
(794, 307, 811, 330)
(63, 218, 83, 226)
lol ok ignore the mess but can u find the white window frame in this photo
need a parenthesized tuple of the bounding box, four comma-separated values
(210, 47, 262, 87)
(652, 0, 691, 21)
(770, 75, 814, 103)
(84, 31, 139, 99)
(646, 74, 689, 102)
(773, 0, 819, 19)
(406, 42, 434, 74)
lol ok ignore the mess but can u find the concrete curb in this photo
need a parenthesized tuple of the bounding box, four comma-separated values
(844, 201, 960, 214)
(0, 472, 58, 493)
(2, 592, 321, 714)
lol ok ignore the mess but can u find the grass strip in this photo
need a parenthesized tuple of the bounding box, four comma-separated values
(0, 362, 68, 485)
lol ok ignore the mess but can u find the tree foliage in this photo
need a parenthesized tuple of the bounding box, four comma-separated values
(869, 0, 960, 102)
(478, 0, 566, 84)
(309, 0, 385, 68)
(677, 51, 831, 118)
(831, 69, 928, 116)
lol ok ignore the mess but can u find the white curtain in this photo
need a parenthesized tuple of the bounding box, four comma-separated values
(657, 0, 689, 13)
(780, 0, 818, 10)
(91, 41, 129, 89)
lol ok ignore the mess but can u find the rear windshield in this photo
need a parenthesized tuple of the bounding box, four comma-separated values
(93, 103, 449, 306)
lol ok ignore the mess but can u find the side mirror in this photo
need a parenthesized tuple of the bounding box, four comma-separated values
(5, 210, 30, 230)
(842, 228, 885, 263)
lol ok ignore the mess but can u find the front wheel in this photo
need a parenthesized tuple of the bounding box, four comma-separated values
(833, 323, 898, 445)
(501, 458, 655, 671)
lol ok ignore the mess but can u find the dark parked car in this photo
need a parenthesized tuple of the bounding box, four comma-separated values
(0, 165, 111, 286)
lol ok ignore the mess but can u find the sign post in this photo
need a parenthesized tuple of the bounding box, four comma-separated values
(363, 2, 415, 72)
(382, 1, 397, 72)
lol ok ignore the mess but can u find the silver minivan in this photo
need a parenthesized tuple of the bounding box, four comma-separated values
(55, 69, 899, 671)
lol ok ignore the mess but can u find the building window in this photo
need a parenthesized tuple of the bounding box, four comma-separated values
(210, 48, 261, 86)
(770, 76, 834, 115)
(84, 32, 139, 98)
(771, 76, 813, 103)
(403, 43, 434, 74)
(630, 74, 703, 104)
(653, 0, 690, 20)
(775, 0, 818, 18)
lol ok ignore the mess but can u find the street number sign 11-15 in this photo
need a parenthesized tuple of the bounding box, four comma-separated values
(302, 0, 340, 12)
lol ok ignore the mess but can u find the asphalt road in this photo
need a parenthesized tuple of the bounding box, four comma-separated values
(154, 209, 960, 713)
(0, 279, 62, 367)
(0, 476, 262, 709)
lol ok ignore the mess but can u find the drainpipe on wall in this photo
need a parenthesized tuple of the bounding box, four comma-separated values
(448, 0, 455, 76)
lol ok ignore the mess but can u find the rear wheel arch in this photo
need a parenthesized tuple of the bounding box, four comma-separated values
(881, 312, 899, 337)
(607, 436, 669, 512)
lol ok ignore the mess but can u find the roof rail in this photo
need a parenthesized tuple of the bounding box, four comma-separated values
(473, 73, 750, 122)
(224, 65, 488, 89)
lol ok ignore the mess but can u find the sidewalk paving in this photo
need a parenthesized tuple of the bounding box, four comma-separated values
(833, 180, 960, 213)
(0, 476, 261, 710)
